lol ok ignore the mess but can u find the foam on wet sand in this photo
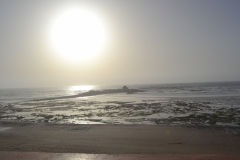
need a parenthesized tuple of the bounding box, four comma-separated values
(0, 127, 11, 132)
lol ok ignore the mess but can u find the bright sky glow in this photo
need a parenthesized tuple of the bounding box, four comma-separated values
(49, 7, 107, 63)
(1, 1, 240, 88)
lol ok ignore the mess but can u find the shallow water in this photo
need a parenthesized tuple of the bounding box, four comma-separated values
(0, 82, 240, 127)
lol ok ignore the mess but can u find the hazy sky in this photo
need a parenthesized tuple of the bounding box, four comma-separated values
(0, 0, 240, 88)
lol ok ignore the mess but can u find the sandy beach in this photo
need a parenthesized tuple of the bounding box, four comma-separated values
(1, 152, 240, 160)
(0, 122, 240, 154)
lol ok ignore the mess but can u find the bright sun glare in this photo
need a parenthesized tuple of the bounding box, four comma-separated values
(69, 85, 95, 92)
(49, 7, 107, 63)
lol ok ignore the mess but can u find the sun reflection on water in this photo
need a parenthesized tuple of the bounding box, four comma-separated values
(69, 85, 95, 93)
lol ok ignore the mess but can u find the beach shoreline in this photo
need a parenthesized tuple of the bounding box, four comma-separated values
(1, 152, 240, 160)
(0, 122, 240, 154)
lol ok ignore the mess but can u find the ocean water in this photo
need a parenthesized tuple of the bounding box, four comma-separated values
(0, 82, 240, 127)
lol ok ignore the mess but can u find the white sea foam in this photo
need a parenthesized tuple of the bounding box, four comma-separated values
(0, 127, 11, 132)
(0, 82, 240, 127)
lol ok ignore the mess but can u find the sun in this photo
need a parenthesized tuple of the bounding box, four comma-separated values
(49, 7, 107, 63)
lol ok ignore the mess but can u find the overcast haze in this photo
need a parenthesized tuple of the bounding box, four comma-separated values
(0, 0, 240, 88)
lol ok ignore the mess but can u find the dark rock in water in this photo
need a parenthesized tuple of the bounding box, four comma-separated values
(35, 86, 144, 101)
(122, 85, 129, 90)
(121, 85, 143, 94)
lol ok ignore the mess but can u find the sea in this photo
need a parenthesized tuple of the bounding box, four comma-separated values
(0, 82, 240, 128)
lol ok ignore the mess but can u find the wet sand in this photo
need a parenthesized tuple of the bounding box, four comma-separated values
(1, 152, 240, 160)
(0, 122, 240, 154)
